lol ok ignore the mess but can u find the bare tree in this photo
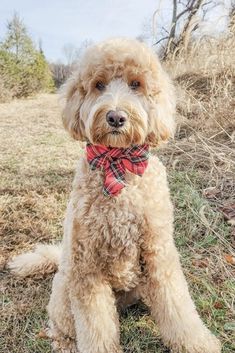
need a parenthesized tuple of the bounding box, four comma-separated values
(62, 43, 78, 67)
(50, 61, 70, 87)
(75, 39, 93, 59)
(153, 0, 220, 59)
(53, 39, 94, 87)
(62, 39, 93, 68)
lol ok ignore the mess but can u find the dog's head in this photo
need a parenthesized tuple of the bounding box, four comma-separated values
(61, 38, 175, 148)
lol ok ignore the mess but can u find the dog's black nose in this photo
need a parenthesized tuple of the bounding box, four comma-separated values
(106, 110, 126, 128)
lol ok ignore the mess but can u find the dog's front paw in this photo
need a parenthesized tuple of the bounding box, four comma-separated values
(187, 334, 221, 353)
(46, 322, 78, 353)
(169, 329, 221, 353)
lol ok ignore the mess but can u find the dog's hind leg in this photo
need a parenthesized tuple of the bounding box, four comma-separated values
(140, 221, 221, 353)
(47, 271, 77, 352)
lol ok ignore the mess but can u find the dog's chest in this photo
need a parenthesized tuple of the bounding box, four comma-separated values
(73, 161, 146, 289)
(88, 196, 143, 288)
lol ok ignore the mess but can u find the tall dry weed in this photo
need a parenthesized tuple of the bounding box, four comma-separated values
(161, 30, 235, 203)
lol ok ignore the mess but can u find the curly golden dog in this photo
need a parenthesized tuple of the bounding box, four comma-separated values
(9, 38, 221, 353)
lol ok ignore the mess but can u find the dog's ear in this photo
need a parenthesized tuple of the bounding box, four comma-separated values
(146, 59, 176, 147)
(60, 72, 85, 141)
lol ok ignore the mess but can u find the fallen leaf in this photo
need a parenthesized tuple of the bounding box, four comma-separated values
(192, 258, 209, 268)
(224, 253, 235, 265)
(36, 330, 48, 339)
(219, 203, 235, 222)
(214, 301, 224, 309)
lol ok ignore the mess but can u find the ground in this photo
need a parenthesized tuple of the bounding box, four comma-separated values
(0, 94, 234, 353)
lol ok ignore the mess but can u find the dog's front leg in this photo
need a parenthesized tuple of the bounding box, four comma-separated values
(70, 275, 122, 353)
(141, 216, 221, 352)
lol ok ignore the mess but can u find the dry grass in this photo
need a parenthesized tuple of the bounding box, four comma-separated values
(1, 32, 235, 352)
(0, 94, 78, 353)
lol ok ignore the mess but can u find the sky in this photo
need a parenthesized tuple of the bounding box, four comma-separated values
(0, 0, 231, 63)
(0, 0, 158, 62)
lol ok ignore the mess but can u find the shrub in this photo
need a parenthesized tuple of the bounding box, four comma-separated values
(0, 13, 54, 102)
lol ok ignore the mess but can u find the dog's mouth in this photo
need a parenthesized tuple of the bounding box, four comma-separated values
(102, 130, 123, 137)
(109, 130, 122, 135)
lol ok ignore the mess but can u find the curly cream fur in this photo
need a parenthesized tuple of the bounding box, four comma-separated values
(9, 38, 221, 353)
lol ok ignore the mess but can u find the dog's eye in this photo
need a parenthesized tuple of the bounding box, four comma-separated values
(95, 81, 106, 91)
(130, 80, 141, 90)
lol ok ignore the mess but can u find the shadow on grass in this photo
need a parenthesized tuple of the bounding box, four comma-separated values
(120, 303, 170, 353)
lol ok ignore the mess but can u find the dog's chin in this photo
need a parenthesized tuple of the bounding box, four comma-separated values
(92, 130, 144, 148)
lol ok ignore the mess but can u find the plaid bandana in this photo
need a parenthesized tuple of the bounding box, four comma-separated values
(86, 143, 149, 197)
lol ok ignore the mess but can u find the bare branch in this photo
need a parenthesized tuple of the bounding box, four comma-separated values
(176, 7, 191, 21)
(164, 0, 178, 55)
(154, 36, 169, 45)
(162, 26, 170, 34)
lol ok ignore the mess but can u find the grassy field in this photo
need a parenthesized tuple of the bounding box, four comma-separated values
(0, 76, 234, 353)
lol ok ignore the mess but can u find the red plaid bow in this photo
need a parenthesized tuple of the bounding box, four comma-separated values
(86, 143, 149, 197)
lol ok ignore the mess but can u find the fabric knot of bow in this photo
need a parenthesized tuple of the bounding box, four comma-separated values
(86, 143, 149, 197)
